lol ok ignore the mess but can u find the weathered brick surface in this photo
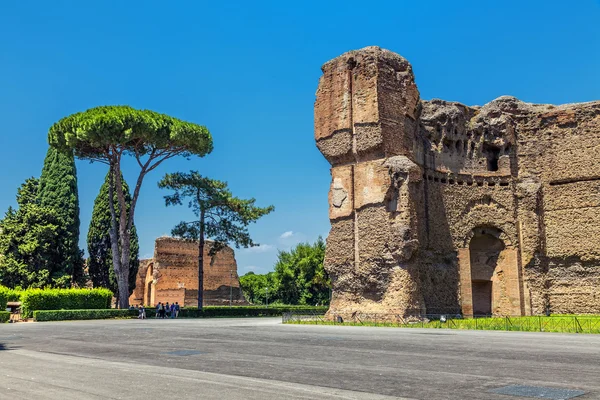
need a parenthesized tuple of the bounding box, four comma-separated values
(129, 237, 248, 307)
(316, 46, 600, 317)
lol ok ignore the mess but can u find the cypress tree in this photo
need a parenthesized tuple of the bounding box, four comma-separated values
(38, 147, 84, 286)
(87, 172, 139, 301)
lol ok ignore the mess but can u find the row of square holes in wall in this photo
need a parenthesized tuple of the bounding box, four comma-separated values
(423, 174, 510, 187)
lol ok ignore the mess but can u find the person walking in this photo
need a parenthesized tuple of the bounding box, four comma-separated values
(164, 302, 170, 319)
(156, 303, 162, 319)
(170, 303, 176, 319)
(175, 302, 180, 318)
(138, 305, 146, 319)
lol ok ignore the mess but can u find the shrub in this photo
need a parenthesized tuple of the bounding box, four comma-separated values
(0, 311, 9, 323)
(0, 286, 22, 309)
(33, 305, 328, 321)
(146, 305, 327, 319)
(21, 288, 112, 318)
(34, 309, 134, 322)
(0, 290, 6, 310)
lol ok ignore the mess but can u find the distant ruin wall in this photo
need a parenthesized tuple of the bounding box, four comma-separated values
(129, 237, 247, 307)
(316, 46, 600, 317)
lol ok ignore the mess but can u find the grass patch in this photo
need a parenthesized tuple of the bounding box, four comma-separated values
(285, 315, 600, 334)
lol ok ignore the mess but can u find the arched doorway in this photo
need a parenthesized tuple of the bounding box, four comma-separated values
(457, 226, 523, 316)
(469, 229, 505, 315)
(144, 263, 154, 306)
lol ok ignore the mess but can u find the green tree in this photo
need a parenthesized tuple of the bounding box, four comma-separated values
(38, 146, 84, 285)
(239, 271, 278, 305)
(0, 178, 63, 288)
(87, 172, 139, 302)
(158, 171, 274, 309)
(49, 106, 212, 308)
(273, 238, 329, 305)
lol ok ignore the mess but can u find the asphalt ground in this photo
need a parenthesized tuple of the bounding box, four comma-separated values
(0, 317, 598, 399)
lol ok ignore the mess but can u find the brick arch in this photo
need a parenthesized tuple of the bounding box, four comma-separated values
(144, 262, 154, 306)
(456, 206, 517, 249)
(463, 225, 514, 248)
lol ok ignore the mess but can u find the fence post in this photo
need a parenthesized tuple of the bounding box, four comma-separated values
(538, 315, 542, 332)
(475, 317, 478, 330)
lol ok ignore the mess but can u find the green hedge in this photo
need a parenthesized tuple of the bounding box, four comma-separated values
(0, 311, 9, 323)
(0, 286, 22, 306)
(146, 305, 327, 318)
(0, 286, 21, 309)
(0, 290, 6, 310)
(34, 309, 133, 321)
(21, 288, 113, 318)
(34, 306, 328, 321)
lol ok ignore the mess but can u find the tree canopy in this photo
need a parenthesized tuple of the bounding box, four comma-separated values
(38, 147, 84, 284)
(48, 106, 213, 308)
(239, 238, 330, 306)
(0, 178, 64, 288)
(239, 271, 277, 305)
(48, 106, 212, 163)
(158, 171, 274, 308)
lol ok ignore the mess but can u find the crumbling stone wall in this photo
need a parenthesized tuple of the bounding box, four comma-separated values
(129, 237, 247, 307)
(315, 46, 600, 317)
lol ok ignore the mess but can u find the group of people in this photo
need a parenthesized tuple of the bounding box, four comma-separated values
(130, 302, 181, 319)
(155, 302, 180, 319)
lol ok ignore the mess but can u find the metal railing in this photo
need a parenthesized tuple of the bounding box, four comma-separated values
(282, 311, 600, 334)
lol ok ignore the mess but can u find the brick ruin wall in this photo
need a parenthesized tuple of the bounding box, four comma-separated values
(129, 237, 247, 307)
(315, 46, 600, 317)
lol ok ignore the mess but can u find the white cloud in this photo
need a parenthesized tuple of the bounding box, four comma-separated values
(278, 231, 306, 249)
(242, 244, 275, 253)
(280, 231, 294, 239)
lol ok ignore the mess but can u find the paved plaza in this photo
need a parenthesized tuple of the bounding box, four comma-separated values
(0, 318, 598, 399)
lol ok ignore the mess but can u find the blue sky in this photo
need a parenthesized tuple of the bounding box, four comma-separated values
(1, 1, 599, 275)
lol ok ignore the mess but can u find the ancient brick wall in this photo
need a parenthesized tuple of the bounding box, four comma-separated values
(129, 237, 247, 307)
(316, 46, 600, 317)
(129, 259, 152, 306)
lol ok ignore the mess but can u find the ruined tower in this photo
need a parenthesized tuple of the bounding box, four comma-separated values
(129, 237, 248, 307)
(315, 46, 600, 317)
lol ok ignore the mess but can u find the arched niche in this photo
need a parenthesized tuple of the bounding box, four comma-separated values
(458, 226, 523, 317)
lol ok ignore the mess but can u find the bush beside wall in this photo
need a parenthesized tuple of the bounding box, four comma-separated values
(0, 311, 9, 323)
(0, 286, 21, 309)
(21, 288, 113, 318)
(34, 309, 133, 321)
(0, 290, 6, 310)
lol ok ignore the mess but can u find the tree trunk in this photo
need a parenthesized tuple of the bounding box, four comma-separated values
(116, 269, 129, 309)
(117, 234, 132, 309)
(112, 163, 132, 310)
(198, 208, 205, 310)
(107, 163, 124, 307)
